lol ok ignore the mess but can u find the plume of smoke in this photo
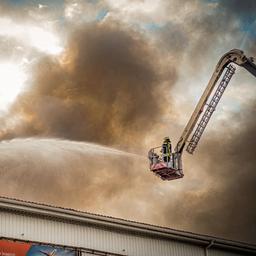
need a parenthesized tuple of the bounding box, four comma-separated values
(0, 22, 173, 149)
(159, 101, 256, 244)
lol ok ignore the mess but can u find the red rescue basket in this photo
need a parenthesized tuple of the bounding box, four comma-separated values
(148, 147, 183, 181)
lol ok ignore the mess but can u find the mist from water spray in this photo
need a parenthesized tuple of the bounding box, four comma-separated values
(0, 138, 142, 158)
(0, 137, 149, 215)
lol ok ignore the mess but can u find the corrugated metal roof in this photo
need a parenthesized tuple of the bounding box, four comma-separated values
(0, 196, 255, 254)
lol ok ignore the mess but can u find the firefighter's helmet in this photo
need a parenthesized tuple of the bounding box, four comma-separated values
(164, 136, 171, 142)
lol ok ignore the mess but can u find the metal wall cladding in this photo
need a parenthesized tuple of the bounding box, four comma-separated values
(208, 249, 249, 256)
(0, 211, 246, 256)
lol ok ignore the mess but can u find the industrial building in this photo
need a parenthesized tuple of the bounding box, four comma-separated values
(0, 197, 255, 255)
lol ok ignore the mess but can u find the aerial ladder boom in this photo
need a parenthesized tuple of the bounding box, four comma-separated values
(148, 49, 256, 181)
(177, 49, 256, 154)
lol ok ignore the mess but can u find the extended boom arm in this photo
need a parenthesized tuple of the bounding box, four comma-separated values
(175, 49, 256, 154)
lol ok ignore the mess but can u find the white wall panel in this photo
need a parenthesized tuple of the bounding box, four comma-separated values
(208, 249, 248, 256)
(0, 210, 253, 256)
(0, 211, 205, 256)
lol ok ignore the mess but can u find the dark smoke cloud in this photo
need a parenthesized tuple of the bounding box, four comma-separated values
(162, 102, 256, 243)
(0, 22, 173, 148)
(205, 0, 256, 55)
(218, 0, 256, 17)
(157, 0, 256, 71)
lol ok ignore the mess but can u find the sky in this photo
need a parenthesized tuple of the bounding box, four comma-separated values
(0, 0, 256, 245)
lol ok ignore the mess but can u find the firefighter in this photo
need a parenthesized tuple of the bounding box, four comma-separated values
(162, 137, 172, 163)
